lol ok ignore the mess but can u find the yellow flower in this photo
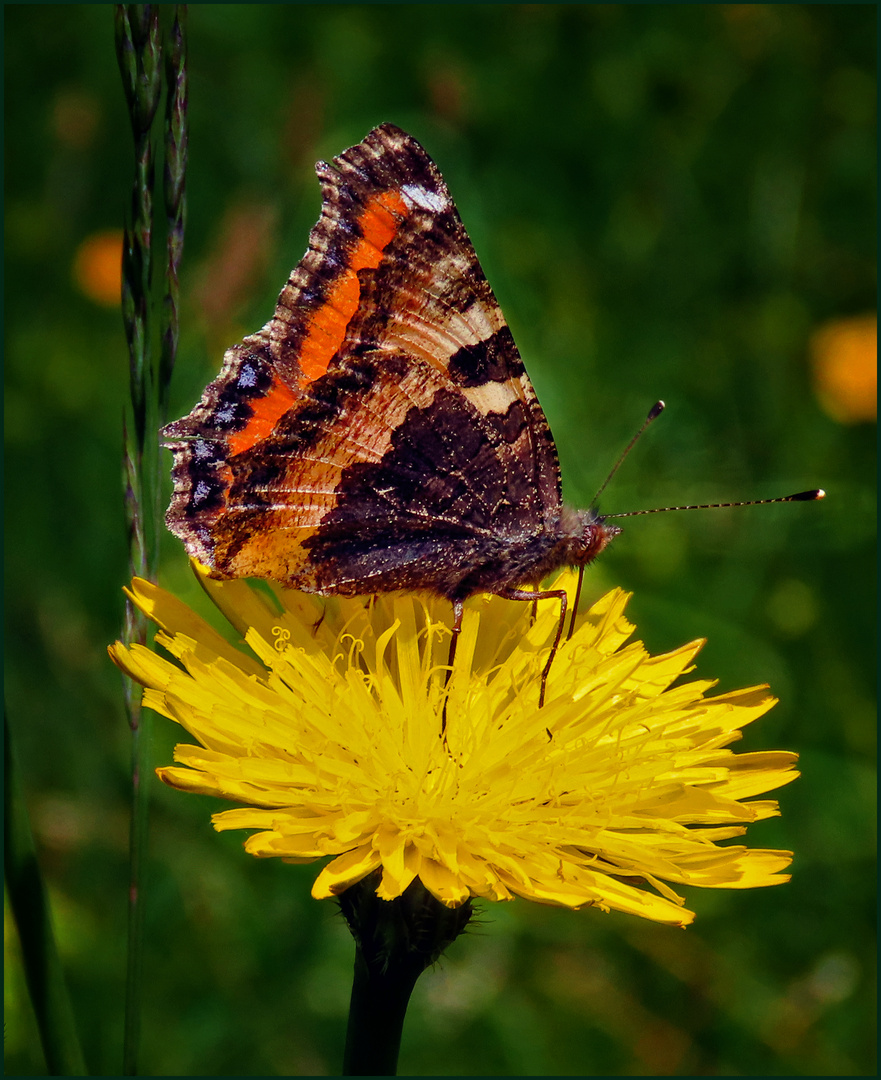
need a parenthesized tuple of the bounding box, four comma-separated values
(110, 566, 798, 928)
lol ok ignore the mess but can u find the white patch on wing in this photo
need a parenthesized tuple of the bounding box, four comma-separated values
(460, 379, 518, 415)
(401, 183, 449, 214)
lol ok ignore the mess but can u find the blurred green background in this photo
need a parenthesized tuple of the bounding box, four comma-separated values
(5, 5, 875, 1075)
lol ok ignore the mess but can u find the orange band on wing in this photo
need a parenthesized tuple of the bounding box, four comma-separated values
(349, 189, 408, 270)
(224, 191, 408, 457)
(298, 189, 409, 385)
(227, 378, 298, 455)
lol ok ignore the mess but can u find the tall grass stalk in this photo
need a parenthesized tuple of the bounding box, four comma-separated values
(5, 721, 87, 1075)
(115, 5, 187, 1073)
(161, 7, 187, 421)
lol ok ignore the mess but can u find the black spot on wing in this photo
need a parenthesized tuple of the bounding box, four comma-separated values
(484, 398, 529, 446)
(167, 452, 228, 524)
(447, 327, 523, 387)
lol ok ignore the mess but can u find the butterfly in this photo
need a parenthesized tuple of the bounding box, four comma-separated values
(161, 123, 820, 704)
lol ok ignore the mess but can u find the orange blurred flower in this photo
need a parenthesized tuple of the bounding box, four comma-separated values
(810, 314, 877, 424)
(72, 229, 123, 307)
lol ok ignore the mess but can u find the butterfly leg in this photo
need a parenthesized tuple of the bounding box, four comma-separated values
(566, 566, 585, 641)
(442, 598, 465, 733)
(498, 587, 568, 708)
(311, 605, 327, 636)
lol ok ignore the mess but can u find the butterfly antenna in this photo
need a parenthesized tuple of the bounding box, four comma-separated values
(592, 400, 665, 507)
(604, 488, 825, 519)
(564, 402, 663, 643)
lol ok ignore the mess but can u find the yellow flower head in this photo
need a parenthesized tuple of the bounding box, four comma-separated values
(110, 567, 798, 928)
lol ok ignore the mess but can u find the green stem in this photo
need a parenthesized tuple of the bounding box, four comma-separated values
(343, 943, 423, 1076)
(339, 875, 473, 1076)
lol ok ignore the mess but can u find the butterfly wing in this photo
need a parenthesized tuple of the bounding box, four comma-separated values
(163, 124, 563, 597)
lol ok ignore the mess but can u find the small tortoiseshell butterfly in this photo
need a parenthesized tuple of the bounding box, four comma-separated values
(163, 124, 821, 702)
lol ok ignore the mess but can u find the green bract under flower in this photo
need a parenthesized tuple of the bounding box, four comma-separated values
(111, 566, 798, 927)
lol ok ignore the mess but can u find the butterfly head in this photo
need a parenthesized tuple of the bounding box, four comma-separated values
(559, 506, 621, 570)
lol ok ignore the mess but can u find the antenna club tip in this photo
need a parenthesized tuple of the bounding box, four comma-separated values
(649, 400, 665, 419)
(794, 488, 826, 501)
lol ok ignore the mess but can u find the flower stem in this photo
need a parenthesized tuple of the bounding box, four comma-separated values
(339, 875, 473, 1076)
(343, 940, 423, 1076)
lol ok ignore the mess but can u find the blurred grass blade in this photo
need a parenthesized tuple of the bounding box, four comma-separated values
(115, 4, 188, 1075)
(117, 3, 161, 456)
(121, 417, 151, 1079)
(160, 5, 188, 423)
(5, 717, 87, 1076)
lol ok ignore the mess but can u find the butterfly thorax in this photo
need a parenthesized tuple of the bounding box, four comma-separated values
(440, 507, 620, 601)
